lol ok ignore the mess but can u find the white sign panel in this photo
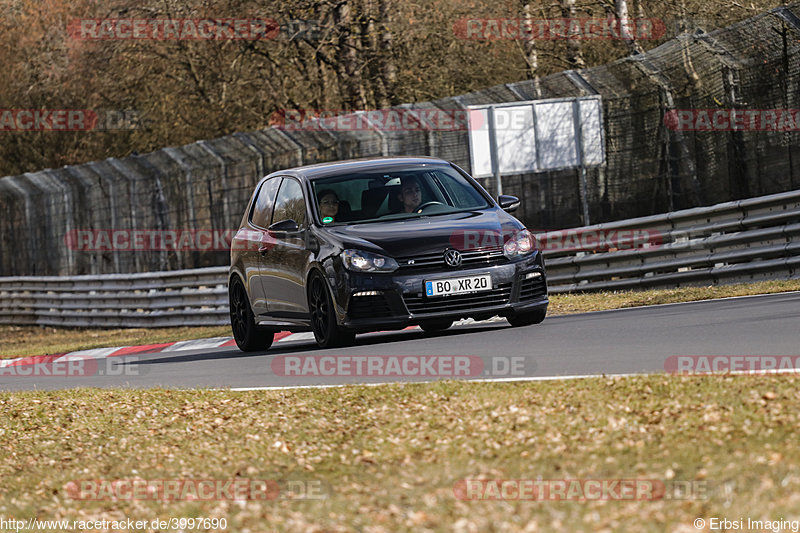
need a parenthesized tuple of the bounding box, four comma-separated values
(493, 106, 538, 175)
(533, 101, 578, 170)
(579, 98, 605, 166)
(467, 108, 493, 178)
(467, 96, 605, 178)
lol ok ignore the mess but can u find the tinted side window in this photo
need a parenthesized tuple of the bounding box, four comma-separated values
(433, 170, 487, 208)
(271, 178, 307, 228)
(250, 177, 281, 228)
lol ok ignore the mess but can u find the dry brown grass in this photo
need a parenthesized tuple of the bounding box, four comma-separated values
(2, 376, 799, 531)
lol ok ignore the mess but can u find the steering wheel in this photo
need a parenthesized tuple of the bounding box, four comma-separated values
(415, 201, 445, 213)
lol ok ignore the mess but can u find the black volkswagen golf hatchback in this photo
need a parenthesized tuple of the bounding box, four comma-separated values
(229, 157, 548, 350)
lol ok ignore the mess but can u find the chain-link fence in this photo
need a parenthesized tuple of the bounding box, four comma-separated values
(1, 5, 798, 276)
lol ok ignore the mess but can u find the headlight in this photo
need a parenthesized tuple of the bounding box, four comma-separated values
(504, 229, 535, 259)
(342, 249, 399, 273)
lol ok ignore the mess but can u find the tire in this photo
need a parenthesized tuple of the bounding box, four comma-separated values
(506, 309, 546, 327)
(229, 277, 274, 352)
(308, 272, 355, 349)
(419, 319, 453, 333)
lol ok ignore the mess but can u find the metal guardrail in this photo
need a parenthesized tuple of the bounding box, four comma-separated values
(0, 189, 798, 328)
(544, 189, 800, 293)
(0, 267, 230, 327)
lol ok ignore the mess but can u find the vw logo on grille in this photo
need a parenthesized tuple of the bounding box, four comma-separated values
(443, 249, 462, 268)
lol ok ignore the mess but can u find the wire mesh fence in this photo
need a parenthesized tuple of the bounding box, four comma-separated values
(1, 5, 798, 276)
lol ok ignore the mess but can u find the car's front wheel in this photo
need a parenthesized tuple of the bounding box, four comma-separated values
(506, 309, 546, 327)
(229, 277, 274, 352)
(308, 272, 355, 349)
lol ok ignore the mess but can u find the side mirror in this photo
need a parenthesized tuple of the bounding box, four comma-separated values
(498, 195, 520, 213)
(268, 219, 300, 234)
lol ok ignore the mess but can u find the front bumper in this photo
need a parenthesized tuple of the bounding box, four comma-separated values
(330, 251, 548, 330)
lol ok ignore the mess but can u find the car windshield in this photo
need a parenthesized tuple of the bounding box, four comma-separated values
(310, 165, 490, 225)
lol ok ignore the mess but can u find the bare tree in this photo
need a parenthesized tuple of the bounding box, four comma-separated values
(0, 0, 786, 177)
(521, 1, 542, 97)
(677, 0, 701, 86)
(377, 0, 396, 107)
(560, 0, 586, 68)
(333, 0, 368, 110)
(615, 0, 643, 54)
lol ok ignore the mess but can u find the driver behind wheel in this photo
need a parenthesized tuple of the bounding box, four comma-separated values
(398, 175, 422, 213)
(317, 189, 340, 223)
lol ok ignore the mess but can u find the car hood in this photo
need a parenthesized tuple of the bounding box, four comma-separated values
(322, 209, 523, 257)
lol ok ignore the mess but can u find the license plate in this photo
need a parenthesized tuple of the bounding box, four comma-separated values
(425, 274, 492, 297)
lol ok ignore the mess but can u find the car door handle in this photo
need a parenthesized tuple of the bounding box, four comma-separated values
(258, 246, 270, 255)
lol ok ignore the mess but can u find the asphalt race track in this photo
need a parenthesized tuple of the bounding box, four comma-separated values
(1, 292, 798, 392)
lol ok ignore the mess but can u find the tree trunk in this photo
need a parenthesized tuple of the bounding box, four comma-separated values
(615, 0, 642, 54)
(378, 0, 396, 107)
(333, 0, 367, 110)
(522, 1, 542, 97)
(560, 0, 586, 68)
(361, 1, 380, 108)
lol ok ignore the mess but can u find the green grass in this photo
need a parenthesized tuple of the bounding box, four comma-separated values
(2, 279, 798, 360)
(2, 376, 800, 531)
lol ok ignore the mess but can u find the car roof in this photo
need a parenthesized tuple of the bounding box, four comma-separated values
(266, 156, 453, 180)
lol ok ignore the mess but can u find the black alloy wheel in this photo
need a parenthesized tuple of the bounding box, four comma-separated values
(229, 277, 274, 351)
(308, 272, 355, 348)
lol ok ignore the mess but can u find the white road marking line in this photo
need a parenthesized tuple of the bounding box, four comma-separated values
(225, 367, 800, 391)
(225, 373, 643, 391)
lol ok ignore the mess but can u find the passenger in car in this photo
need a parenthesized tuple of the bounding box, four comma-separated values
(317, 189, 340, 223)
(398, 176, 422, 213)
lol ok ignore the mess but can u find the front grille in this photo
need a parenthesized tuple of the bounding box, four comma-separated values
(398, 248, 506, 271)
(403, 283, 512, 315)
(519, 276, 547, 301)
(348, 294, 392, 319)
